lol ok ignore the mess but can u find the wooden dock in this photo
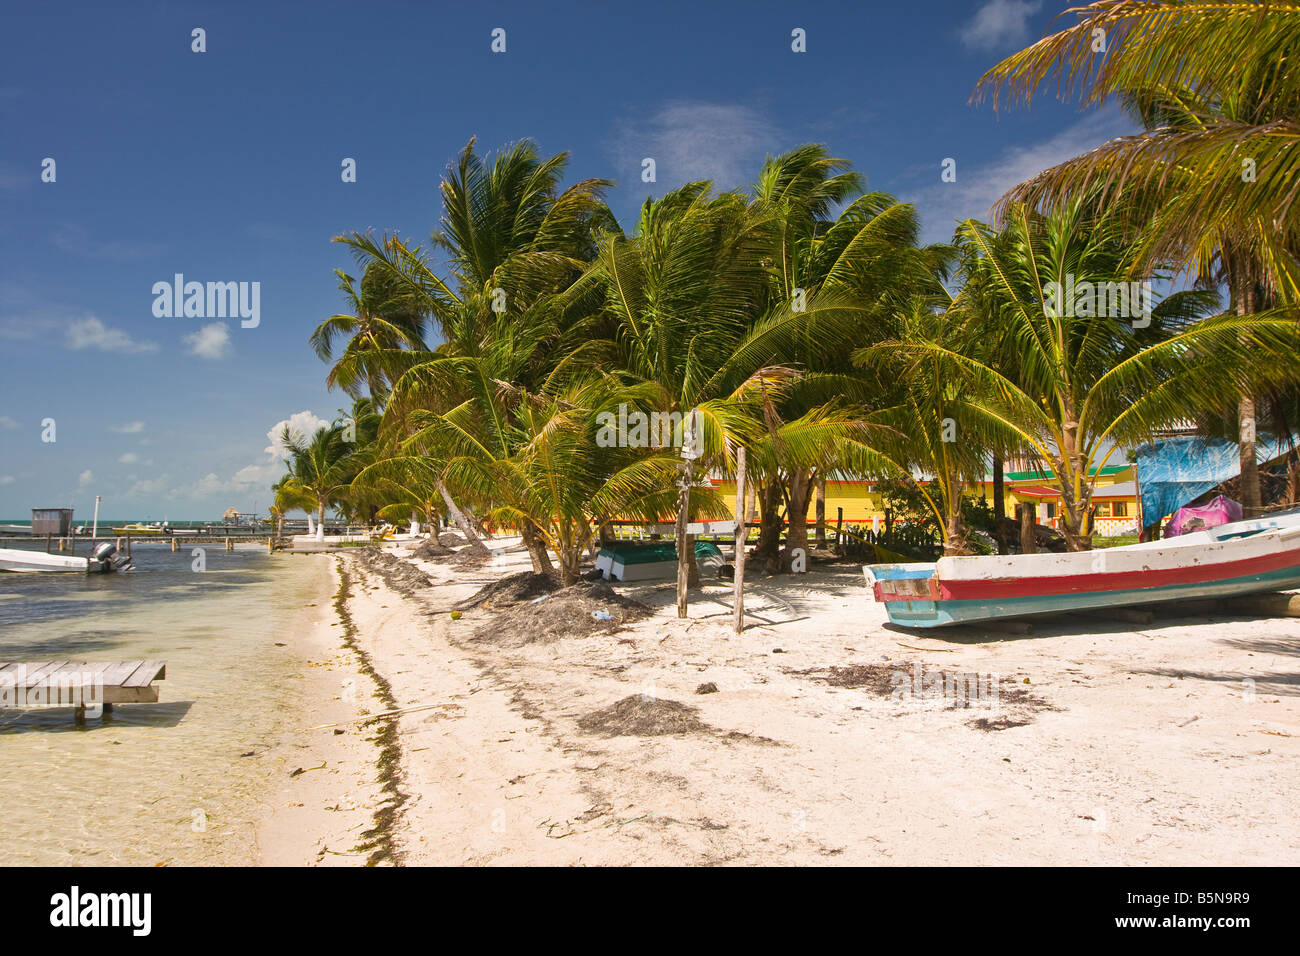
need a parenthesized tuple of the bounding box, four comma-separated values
(0, 660, 166, 724)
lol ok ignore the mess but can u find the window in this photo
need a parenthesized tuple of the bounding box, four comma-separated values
(1111, 502, 1128, 518)
(1095, 502, 1112, 517)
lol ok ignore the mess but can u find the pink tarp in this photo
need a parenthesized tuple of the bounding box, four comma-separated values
(1168, 495, 1243, 536)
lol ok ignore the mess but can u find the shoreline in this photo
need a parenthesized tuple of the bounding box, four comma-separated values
(255, 555, 393, 866)
(259, 539, 1300, 866)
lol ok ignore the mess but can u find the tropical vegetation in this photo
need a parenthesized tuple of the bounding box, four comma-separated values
(275, 0, 1300, 606)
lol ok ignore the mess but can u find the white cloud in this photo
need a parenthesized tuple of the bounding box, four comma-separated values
(66, 315, 158, 354)
(166, 411, 328, 503)
(609, 101, 780, 193)
(265, 411, 330, 459)
(961, 0, 1043, 52)
(118, 452, 139, 464)
(0, 475, 14, 486)
(127, 475, 168, 497)
(0, 415, 17, 430)
(183, 321, 233, 360)
(110, 421, 145, 434)
(78, 469, 93, 488)
(907, 111, 1135, 245)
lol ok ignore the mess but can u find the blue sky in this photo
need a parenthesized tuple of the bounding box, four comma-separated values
(0, 0, 1134, 519)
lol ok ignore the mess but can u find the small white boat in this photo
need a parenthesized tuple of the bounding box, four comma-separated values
(0, 542, 132, 574)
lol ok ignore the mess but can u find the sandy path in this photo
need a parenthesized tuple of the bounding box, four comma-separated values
(268, 541, 1300, 865)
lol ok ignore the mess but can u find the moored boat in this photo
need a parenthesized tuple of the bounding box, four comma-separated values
(111, 523, 167, 535)
(865, 509, 1300, 628)
(0, 542, 133, 573)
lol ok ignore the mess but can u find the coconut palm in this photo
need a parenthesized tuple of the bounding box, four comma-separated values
(310, 260, 427, 403)
(855, 299, 1010, 555)
(277, 423, 356, 540)
(739, 146, 953, 566)
(879, 202, 1299, 551)
(972, 0, 1300, 513)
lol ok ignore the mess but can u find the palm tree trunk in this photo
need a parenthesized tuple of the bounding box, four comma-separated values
(520, 520, 555, 575)
(1239, 395, 1261, 515)
(755, 482, 783, 568)
(435, 480, 484, 546)
(1233, 255, 1262, 516)
(315, 502, 326, 541)
(944, 507, 971, 556)
(1018, 503, 1036, 554)
(992, 455, 1005, 519)
(814, 475, 827, 549)
(782, 469, 813, 571)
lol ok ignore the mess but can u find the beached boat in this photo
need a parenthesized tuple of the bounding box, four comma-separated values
(865, 509, 1300, 628)
(0, 542, 133, 573)
(595, 540, 725, 582)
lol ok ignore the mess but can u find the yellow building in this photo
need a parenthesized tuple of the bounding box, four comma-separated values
(710, 464, 1140, 536)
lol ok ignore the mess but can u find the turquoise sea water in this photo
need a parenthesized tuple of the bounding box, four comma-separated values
(0, 544, 329, 865)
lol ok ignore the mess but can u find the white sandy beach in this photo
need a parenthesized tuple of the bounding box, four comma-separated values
(259, 540, 1300, 866)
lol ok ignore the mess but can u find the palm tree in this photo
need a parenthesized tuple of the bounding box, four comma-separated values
(278, 423, 355, 541)
(855, 299, 1005, 555)
(331, 138, 620, 555)
(310, 259, 427, 403)
(879, 202, 1299, 551)
(972, 0, 1300, 513)
(741, 146, 952, 567)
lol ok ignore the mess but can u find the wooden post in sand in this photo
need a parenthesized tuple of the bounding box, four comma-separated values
(732, 446, 748, 635)
(674, 464, 693, 619)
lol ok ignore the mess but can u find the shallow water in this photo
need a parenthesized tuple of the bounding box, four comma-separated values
(0, 545, 329, 865)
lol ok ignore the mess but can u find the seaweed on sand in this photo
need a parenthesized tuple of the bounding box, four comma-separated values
(470, 580, 652, 646)
(577, 695, 711, 737)
(456, 571, 560, 610)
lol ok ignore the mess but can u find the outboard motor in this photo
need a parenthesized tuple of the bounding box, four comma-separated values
(92, 540, 133, 573)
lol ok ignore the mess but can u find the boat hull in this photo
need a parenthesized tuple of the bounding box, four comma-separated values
(866, 512, 1300, 628)
(0, 548, 92, 573)
(873, 563, 1300, 627)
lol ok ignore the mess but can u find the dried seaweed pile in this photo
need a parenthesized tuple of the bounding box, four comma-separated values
(789, 661, 1055, 730)
(470, 579, 651, 646)
(356, 548, 432, 595)
(577, 695, 711, 737)
(457, 571, 560, 610)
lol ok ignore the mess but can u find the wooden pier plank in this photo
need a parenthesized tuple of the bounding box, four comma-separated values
(0, 659, 166, 711)
(122, 661, 166, 687)
(15, 660, 68, 684)
(98, 661, 143, 687)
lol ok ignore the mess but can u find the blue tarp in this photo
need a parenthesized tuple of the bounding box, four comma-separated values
(1136, 434, 1296, 524)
